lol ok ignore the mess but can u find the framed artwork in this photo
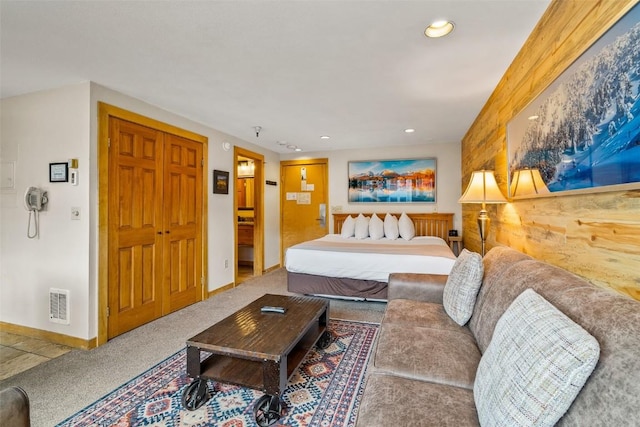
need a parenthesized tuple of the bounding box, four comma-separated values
(49, 162, 68, 183)
(213, 170, 229, 194)
(507, 4, 640, 198)
(348, 158, 436, 203)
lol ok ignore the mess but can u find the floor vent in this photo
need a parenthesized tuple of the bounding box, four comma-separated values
(49, 288, 70, 324)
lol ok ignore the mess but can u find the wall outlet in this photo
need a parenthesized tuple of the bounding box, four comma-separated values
(71, 207, 80, 220)
(224, 259, 229, 269)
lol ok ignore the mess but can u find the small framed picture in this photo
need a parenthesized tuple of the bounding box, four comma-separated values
(213, 170, 229, 194)
(49, 162, 69, 183)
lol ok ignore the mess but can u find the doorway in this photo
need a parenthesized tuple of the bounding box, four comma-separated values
(97, 103, 208, 345)
(280, 158, 329, 261)
(234, 147, 264, 284)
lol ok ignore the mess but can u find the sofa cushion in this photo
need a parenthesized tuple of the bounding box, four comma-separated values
(355, 373, 479, 427)
(474, 289, 600, 427)
(443, 249, 484, 326)
(469, 246, 531, 347)
(383, 299, 473, 337)
(373, 323, 481, 389)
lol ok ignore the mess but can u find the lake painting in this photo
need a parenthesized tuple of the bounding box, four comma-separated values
(348, 158, 436, 203)
(507, 4, 640, 196)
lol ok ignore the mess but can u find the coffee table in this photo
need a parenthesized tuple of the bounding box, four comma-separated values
(181, 293, 331, 426)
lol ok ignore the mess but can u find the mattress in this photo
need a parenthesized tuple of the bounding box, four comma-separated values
(285, 234, 456, 283)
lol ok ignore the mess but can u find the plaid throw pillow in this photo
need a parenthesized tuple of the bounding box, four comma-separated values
(443, 249, 484, 325)
(474, 289, 600, 427)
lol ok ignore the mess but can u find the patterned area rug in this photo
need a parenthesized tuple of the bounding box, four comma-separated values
(56, 320, 378, 427)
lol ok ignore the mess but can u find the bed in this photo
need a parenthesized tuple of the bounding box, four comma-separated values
(286, 212, 456, 300)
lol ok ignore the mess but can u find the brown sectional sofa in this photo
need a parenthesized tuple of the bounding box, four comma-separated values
(355, 246, 640, 426)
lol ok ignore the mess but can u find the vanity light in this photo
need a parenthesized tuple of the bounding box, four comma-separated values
(425, 20, 455, 38)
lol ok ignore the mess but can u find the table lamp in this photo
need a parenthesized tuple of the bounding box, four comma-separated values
(510, 168, 549, 197)
(459, 170, 507, 256)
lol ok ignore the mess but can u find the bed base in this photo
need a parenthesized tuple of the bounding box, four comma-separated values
(287, 271, 388, 300)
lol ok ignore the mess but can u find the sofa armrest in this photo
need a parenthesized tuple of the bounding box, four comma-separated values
(387, 273, 448, 303)
(0, 386, 30, 427)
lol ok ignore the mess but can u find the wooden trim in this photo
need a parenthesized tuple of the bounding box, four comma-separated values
(264, 264, 281, 274)
(97, 102, 209, 346)
(0, 321, 96, 350)
(332, 212, 454, 241)
(208, 282, 235, 298)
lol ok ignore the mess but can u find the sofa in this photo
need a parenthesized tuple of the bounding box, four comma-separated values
(355, 246, 640, 426)
(0, 386, 30, 427)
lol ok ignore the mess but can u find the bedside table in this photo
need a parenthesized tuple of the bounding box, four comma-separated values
(448, 236, 463, 256)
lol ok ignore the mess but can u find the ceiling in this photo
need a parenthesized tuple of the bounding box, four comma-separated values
(0, 0, 550, 153)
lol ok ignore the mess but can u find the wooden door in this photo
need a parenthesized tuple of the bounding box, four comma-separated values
(108, 118, 164, 338)
(162, 134, 203, 313)
(281, 159, 329, 259)
(107, 119, 204, 339)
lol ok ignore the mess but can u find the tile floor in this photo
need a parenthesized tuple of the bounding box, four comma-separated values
(0, 331, 72, 380)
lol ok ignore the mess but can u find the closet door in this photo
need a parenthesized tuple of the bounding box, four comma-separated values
(162, 134, 203, 313)
(108, 118, 164, 338)
(107, 118, 204, 339)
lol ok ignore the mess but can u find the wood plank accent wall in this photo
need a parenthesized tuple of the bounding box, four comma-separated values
(461, 0, 640, 300)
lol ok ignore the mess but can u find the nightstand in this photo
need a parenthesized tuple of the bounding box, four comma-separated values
(448, 236, 463, 257)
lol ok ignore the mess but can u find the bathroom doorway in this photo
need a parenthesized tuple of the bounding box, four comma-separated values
(234, 147, 264, 285)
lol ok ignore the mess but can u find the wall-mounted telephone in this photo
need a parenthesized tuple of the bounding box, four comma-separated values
(24, 187, 48, 239)
(24, 186, 48, 211)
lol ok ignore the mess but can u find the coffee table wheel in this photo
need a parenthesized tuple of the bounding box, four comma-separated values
(181, 378, 210, 411)
(317, 330, 332, 349)
(253, 394, 282, 426)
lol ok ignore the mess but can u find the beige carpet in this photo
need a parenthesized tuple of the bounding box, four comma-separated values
(0, 268, 386, 427)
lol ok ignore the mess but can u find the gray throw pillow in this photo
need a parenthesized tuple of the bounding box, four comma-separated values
(442, 249, 484, 326)
(474, 289, 600, 427)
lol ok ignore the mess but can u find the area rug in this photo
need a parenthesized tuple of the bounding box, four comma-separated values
(56, 319, 378, 427)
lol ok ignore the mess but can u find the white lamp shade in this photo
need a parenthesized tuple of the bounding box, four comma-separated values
(459, 170, 507, 204)
(511, 168, 549, 197)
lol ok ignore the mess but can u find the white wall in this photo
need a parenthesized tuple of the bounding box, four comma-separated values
(1, 82, 281, 341)
(280, 142, 463, 232)
(1, 83, 92, 339)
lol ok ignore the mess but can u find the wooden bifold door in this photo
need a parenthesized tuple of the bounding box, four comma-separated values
(107, 117, 204, 339)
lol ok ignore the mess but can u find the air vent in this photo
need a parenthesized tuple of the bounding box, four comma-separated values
(49, 288, 70, 324)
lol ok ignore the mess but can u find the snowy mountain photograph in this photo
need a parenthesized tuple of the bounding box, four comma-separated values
(507, 4, 640, 196)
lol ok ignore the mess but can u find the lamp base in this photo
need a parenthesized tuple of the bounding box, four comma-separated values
(477, 209, 490, 257)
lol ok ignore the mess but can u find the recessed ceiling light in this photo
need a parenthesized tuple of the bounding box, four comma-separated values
(404, 128, 415, 133)
(276, 140, 287, 145)
(528, 115, 539, 120)
(286, 144, 296, 149)
(294, 147, 303, 152)
(320, 135, 330, 140)
(425, 20, 455, 38)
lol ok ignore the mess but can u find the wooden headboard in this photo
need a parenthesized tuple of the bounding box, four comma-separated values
(332, 213, 454, 241)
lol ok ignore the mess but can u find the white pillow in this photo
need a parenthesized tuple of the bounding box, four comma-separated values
(474, 289, 600, 427)
(340, 215, 355, 238)
(398, 212, 415, 240)
(383, 214, 399, 240)
(443, 249, 484, 326)
(369, 213, 384, 240)
(354, 214, 370, 239)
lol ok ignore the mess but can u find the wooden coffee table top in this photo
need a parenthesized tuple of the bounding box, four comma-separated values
(187, 294, 329, 361)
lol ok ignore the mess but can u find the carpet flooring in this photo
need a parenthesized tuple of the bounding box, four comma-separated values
(56, 320, 378, 427)
(0, 268, 386, 426)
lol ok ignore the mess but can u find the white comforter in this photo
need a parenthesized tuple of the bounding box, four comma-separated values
(285, 234, 456, 282)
